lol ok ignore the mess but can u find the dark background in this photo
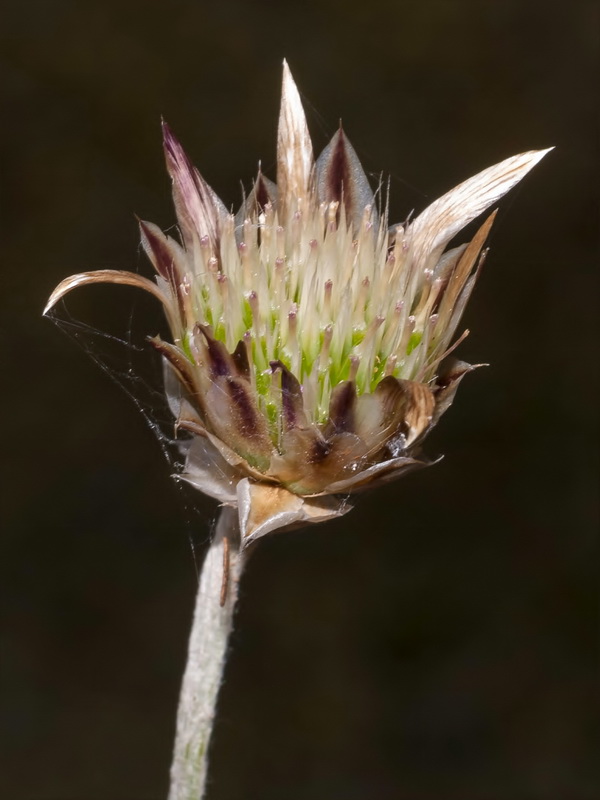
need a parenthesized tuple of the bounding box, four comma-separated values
(1, 1, 597, 798)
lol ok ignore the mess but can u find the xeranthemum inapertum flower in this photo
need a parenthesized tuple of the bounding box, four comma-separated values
(45, 63, 550, 546)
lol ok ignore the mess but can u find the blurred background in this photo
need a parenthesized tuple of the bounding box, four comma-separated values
(1, 1, 597, 798)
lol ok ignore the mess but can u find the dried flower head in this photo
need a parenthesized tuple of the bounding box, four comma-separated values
(45, 63, 550, 545)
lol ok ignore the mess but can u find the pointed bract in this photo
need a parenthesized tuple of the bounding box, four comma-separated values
(162, 121, 227, 252)
(316, 127, 377, 232)
(277, 61, 314, 217)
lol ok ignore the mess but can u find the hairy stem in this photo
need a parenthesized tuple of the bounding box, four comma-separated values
(168, 506, 244, 800)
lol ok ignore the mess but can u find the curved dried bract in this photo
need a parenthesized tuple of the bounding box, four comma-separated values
(44, 269, 173, 320)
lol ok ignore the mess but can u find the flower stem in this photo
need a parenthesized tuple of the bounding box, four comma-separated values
(168, 506, 244, 800)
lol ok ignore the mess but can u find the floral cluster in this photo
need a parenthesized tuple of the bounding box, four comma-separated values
(45, 63, 549, 544)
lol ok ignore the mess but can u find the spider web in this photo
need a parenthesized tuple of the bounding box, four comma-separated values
(45, 292, 216, 575)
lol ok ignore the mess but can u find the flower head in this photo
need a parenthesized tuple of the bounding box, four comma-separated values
(45, 63, 550, 545)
